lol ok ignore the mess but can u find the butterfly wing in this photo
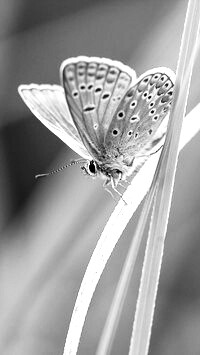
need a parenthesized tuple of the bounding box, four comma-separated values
(18, 84, 92, 160)
(104, 67, 175, 161)
(60, 56, 137, 161)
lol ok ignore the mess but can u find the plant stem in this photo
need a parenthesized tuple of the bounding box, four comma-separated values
(129, 1, 200, 354)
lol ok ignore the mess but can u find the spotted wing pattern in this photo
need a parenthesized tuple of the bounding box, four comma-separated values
(18, 84, 92, 159)
(61, 56, 136, 160)
(105, 68, 175, 159)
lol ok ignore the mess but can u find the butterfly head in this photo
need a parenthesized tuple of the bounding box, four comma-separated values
(81, 160, 98, 177)
(81, 159, 123, 189)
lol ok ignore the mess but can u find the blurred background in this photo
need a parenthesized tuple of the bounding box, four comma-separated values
(1, 0, 200, 354)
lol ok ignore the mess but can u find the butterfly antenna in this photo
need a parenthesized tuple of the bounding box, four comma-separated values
(35, 159, 86, 179)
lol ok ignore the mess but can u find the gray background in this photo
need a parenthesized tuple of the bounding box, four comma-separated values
(0, 0, 200, 354)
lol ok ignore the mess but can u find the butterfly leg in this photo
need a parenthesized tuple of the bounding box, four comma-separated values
(118, 181, 128, 189)
(149, 144, 163, 156)
(104, 187, 118, 201)
(103, 179, 118, 201)
(110, 177, 127, 205)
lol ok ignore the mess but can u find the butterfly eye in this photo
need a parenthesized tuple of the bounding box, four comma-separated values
(134, 132, 139, 139)
(88, 161, 98, 176)
(147, 95, 152, 101)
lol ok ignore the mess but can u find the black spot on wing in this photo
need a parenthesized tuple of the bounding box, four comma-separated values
(104, 69, 174, 153)
(83, 106, 96, 112)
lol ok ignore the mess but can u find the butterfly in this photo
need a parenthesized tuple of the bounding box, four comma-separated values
(18, 56, 175, 194)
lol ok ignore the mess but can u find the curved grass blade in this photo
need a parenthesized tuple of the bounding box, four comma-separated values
(63, 104, 200, 355)
(96, 100, 200, 355)
(129, 1, 200, 354)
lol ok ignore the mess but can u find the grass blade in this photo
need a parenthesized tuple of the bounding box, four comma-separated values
(63, 2, 200, 354)
(96, 100, 200, 355)
(63, 110, 200, 355)
(62, 148, 160, 355)
(129, 1, 200, 354)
